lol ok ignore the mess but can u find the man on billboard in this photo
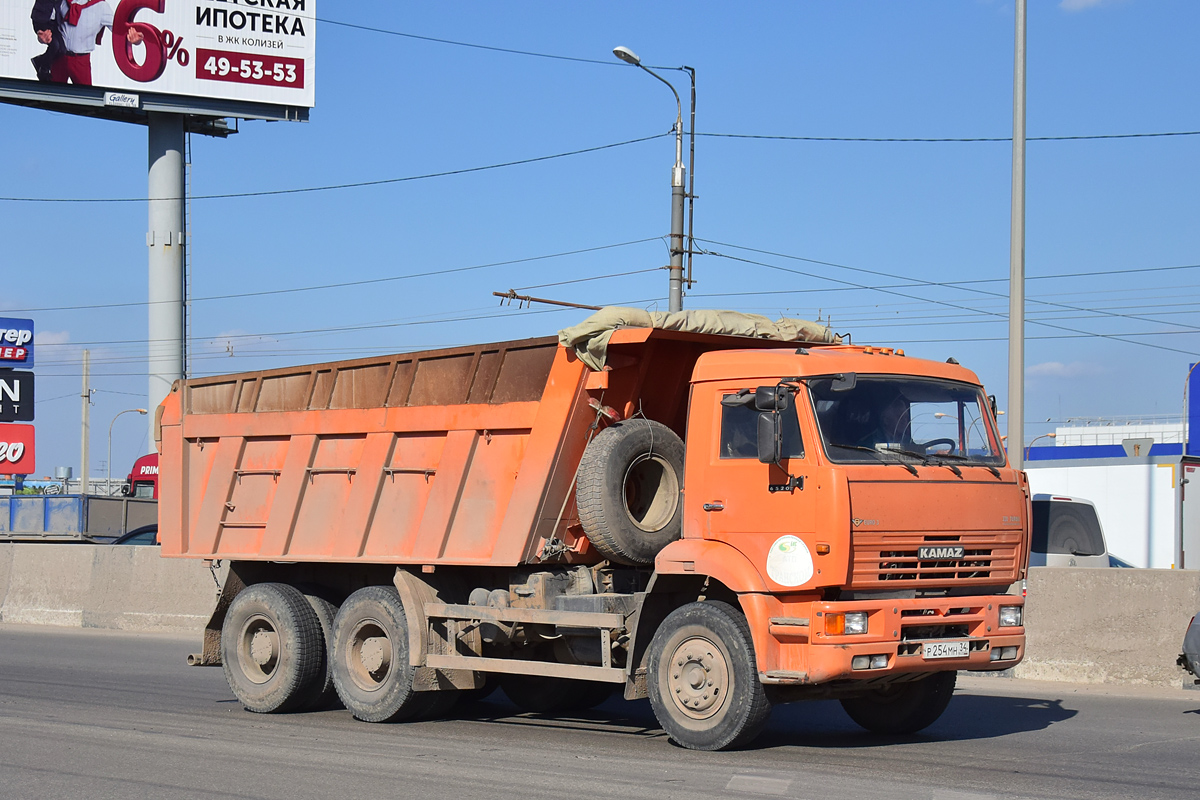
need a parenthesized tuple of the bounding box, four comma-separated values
(38, 0, 143, 86)
(30, 0, 65, 81)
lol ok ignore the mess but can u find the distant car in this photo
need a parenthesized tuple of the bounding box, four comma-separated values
(111, 524, 158, 546)
(1029, 494, 1110, 568)
(1180, 615, 1200, 684)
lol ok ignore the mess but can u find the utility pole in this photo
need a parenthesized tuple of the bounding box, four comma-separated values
(668, 122, 685, 312)
(80, 349, 91, 495)
(1008, 0, 1027, 468)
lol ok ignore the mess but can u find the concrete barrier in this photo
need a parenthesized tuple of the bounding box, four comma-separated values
(0, 543, 218, 633)
(1, 547, 1197, 687)
(1014, 567, 1200, 688)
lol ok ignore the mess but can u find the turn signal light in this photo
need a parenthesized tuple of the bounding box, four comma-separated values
(825, 614, 845, 635)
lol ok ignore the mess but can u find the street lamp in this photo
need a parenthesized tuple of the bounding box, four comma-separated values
(613, 45, 686, 312)
(108, 408, 148, 496)
(1026, 432, 1055, 462)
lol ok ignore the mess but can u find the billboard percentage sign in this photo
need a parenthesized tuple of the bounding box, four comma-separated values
(112, 0, 168, 83)
(162, 30, 190, 67)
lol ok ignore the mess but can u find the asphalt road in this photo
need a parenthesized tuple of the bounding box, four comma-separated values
(1, 624, 1196, 800)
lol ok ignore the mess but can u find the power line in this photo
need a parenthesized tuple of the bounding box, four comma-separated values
(4, 238, 662, 313)
(317, 17, 617, 67)
(696, 130, 1200, 143)
(698, 238, 1200, 335)
(0, 133, 671, 204)
(700, 249, 1199, 357)
(514, 267, 661, 292)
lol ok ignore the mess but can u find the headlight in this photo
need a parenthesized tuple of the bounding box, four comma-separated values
(999, 605, 1023, 627)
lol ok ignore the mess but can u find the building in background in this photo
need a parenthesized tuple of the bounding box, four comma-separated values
(1025, 365, 1199, 569)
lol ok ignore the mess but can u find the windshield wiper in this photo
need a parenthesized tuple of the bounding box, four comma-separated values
(829, 443, 920, 476)
(927, 452, 1003, 479)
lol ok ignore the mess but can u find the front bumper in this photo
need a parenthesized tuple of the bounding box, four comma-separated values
(749, 594, 1025, 686)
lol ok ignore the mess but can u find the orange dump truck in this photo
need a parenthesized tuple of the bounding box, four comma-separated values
(158, 313, 1029, 751)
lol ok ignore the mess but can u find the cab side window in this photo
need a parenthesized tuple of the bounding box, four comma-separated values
(720, 399, 804, 459)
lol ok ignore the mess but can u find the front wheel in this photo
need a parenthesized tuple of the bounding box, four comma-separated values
(840, 671, 957, 734)
(646, 601, 771, 751)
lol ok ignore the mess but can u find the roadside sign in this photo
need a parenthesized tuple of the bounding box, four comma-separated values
(0, 371, 34, 422)
(0, 317, 34, 367)
(0, 423, 35, 474)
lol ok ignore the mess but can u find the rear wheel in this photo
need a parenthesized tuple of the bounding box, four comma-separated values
(330, 586, 435, 723)
(220, 582, 324, 714)
(840, 671, 957, 734)
(646, 601, 771, 751)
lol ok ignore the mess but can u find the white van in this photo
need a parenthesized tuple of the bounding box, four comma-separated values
(1029, 494, 1112, 568)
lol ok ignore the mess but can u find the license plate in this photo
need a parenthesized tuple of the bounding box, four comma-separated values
(918, 545, 965, 559)
(923, 640, 970, 660)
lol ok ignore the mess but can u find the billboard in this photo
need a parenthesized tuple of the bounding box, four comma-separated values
(0, 1, 315, 108)
(0, 370, 34, 422)
(0, 317, 33, 367)
(0, 423, 35, 474)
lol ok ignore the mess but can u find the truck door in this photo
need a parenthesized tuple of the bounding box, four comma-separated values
(689, 385, 822, 590)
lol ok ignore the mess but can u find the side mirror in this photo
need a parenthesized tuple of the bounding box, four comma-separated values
(830, 372, 857, 392)
(757, 411, 783, 464)
(755, 386, 790, 411)
(989, 394, 999, 419)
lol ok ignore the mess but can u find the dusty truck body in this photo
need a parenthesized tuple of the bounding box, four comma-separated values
(158, 322, 1029, 750)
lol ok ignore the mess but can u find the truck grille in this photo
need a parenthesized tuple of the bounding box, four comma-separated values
(850, 531, 1022, 588)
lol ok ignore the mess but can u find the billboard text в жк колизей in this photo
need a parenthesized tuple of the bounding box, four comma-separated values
(0, 1, 314, 107)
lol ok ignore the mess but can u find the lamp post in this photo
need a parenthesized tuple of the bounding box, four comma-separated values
(108, 408, 148, 496)
(613, 45, 686, 312)
(1026, 432, 1055, 462)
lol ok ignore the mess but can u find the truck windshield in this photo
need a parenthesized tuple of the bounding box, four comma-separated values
(808, 376, 1004, 466)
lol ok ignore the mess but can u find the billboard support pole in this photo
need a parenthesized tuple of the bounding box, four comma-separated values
(1007, 0, 1027, 469)
(147, 112, 186, 445)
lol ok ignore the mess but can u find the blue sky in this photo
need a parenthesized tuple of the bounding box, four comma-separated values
(2, 0, 1198, 478)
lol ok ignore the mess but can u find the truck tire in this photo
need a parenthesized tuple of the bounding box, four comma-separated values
(220, 582, 324, 714)
(576, 419, 685, 566)
(840, 671, 957, 735)
(330, 586, 435, 723)
(300, 593, 341, 711)
(646, 601, 771, 751)
(500, 674, 613, 714)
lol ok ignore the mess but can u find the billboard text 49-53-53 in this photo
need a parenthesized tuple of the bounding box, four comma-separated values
(1, 1, 315, 107)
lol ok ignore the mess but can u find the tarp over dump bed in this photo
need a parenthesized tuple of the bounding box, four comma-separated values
(558, 306, 842, 370)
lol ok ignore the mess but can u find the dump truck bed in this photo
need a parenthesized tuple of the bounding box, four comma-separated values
(158, 329, 800, 566)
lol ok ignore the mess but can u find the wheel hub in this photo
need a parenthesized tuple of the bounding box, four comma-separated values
(249, 629, 277, 666)
(359, 636, 391, 675)
(237, 614, 280, 684)
(347, 620, 394, 691)
(666, 636, 729, 720)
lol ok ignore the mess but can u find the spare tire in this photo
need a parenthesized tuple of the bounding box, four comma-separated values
(576, 419, 685, 565)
